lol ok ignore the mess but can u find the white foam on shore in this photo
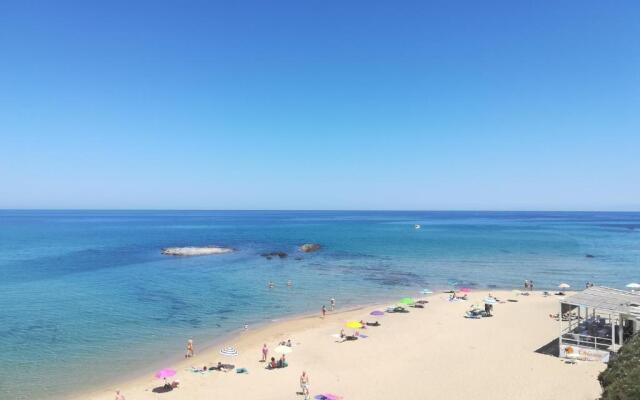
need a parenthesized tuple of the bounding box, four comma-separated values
(161, 246, 234, 256)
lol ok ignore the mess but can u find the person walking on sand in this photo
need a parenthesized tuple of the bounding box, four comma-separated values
(321, 305, 326, 318)
(262, 343, 268, 362)
(115, 390, 125, 400)
(186, 339, 194, 358)
(300, 371, 310, 400)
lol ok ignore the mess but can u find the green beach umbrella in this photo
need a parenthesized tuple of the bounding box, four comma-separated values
(399, 297, 414, 305)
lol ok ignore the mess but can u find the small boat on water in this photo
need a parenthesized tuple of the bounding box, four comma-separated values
(415, 224, 421, 229)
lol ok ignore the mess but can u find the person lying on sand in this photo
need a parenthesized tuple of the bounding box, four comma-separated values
(210, 361, 235, 372)
(365, 321, 381, 327)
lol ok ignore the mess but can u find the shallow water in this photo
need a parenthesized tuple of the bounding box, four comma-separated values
(0, 210, 639, 399)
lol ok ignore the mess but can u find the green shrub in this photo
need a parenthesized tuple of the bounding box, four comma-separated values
(599, 333, 640, 399)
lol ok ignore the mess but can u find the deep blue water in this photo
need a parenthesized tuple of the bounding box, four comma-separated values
(1, 210, 639, 399)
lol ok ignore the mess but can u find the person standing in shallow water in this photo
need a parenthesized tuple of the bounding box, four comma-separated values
(330, 297, 335, 311)
(321, 305, 326, 318)
(186, 339, 194, 358)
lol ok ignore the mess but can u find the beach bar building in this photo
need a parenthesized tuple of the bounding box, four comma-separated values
(558, 286, 640, 362)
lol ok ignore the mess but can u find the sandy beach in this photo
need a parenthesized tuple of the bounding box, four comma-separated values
(73, 290, 604, 400)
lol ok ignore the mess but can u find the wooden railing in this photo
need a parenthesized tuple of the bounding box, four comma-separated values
(561, 333, 613, 350)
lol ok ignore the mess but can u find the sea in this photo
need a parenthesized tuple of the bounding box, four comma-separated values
(0, 210, 639, 399)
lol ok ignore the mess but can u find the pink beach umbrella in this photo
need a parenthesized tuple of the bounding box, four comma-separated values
(154, 368, 176, 380)
(459, 287, 471, 293)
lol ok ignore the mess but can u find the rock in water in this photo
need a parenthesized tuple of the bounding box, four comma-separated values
(161, 246, 234, 256)
(261, 251, 288, 259)
(299, 243, 321, 253)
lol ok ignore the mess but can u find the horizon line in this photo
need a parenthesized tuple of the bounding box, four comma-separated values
(1, 208, 639, 213)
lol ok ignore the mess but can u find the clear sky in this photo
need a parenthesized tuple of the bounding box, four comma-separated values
(0, 1, 638, 210)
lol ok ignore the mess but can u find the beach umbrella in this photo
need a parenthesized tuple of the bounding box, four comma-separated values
(399, 297, 414, 305)
(370, 310, 385, 316)
(558, 283, 571, 289)
(274, 345, 292, 354)
(154, 368, 176, 379)
(421, 289, 433, 295)
(483, 297, 497, 305)
(345, 320, 363, 329)
(459, 287, 471, 293)
(626, 283, 640, 289)
(315, 394, 343, 400)
(220, 346, 239, 357)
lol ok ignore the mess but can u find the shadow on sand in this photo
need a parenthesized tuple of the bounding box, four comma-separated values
(534, 338, 559, 357)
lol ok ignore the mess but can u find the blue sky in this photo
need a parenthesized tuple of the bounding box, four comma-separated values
(0, 1, 638, 210)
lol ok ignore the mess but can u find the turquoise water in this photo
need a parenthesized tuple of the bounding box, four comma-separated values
(0, 210, 639, 399)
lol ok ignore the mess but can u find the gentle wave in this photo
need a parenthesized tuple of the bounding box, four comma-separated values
(161, 246, 234, 256)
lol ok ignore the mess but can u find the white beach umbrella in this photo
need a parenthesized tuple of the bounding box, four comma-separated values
(483, 297, 497, 305)
(626, 283, 640, 289)
(274, 345, 292, 354)
(558, 283, 571, 289)
(220, 346, 239, 357)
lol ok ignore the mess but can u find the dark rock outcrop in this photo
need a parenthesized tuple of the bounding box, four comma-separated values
(261, 251, 288, 259)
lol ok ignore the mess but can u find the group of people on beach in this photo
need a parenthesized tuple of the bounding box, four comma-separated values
(321, 297, 336, 317)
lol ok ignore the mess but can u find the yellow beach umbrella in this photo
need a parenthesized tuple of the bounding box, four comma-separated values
(345, 321, 363, 329)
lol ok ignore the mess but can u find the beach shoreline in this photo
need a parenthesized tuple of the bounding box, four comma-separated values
(68, 297, 398, 400)
(68, 289, 605, 400)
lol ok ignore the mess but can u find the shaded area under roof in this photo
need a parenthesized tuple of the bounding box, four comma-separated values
(562, 286, 640, 318)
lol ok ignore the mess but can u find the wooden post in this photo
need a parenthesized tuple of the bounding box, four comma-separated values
(559, 301, 563, 356)
(611, 313, 616, 351)
(619, 315, 623, 347)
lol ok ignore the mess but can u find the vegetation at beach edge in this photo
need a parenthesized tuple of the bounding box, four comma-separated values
(598, 333, 640, 399)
